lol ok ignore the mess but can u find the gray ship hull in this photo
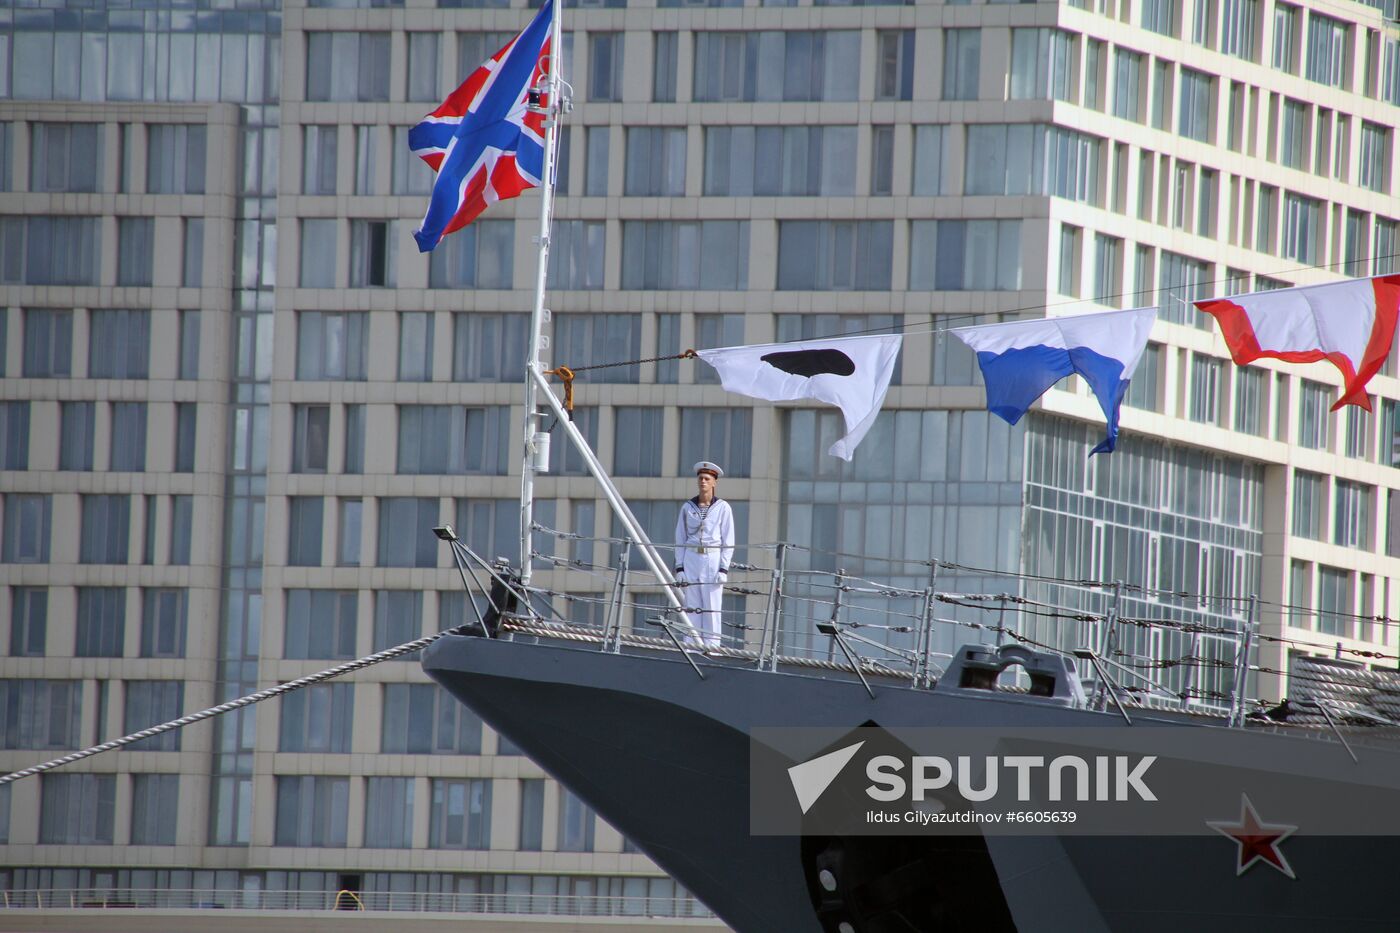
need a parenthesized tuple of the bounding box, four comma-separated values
(422, 632, 1397, 933)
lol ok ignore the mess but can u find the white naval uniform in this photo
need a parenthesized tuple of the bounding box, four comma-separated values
(674, 496, 735, 647)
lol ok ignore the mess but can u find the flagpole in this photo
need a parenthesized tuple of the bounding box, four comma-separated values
(521, 0, 562, 589)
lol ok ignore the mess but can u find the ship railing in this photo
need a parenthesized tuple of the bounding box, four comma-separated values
(523, 527, 1260, 716)
(0, 887, 713, 917)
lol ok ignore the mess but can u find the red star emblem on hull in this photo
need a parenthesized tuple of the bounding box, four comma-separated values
(1206, 794, 1297, 879)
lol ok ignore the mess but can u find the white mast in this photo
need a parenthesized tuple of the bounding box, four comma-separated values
(516, 0, 692, 629)
(520, 0, 564, 588)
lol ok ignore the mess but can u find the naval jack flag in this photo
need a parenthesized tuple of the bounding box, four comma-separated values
(408, 0, 554, 251)
(696, 335, 903, 461)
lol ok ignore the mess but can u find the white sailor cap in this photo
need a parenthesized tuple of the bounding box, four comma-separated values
(692, 461, 724, 478)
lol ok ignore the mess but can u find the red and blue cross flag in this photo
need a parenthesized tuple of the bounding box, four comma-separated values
(409, 0, 554, 252)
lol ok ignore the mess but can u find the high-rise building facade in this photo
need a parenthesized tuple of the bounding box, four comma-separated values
(1, 0, 1398, 924)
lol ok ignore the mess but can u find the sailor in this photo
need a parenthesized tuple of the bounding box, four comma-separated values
(674, 461, 735, 649)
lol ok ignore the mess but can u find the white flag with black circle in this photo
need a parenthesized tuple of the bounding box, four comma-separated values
(696, 334, 903, 461)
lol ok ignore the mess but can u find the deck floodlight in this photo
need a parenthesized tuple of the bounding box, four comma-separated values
(433, 525, 458, 542)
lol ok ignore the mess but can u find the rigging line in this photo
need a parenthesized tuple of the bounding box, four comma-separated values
(0, 630, 450, 787)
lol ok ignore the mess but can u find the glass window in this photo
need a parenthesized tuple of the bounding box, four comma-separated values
(353, 125, 377, 194)
(1280, 98, 1307, 169)
(1305, 14, 1348, 88)
(174, 403, 197, 472)
(287, 496, 324, 566)
(0, 123, 11, 191)
(89, 310, 150, 379)
(117, 218, 154, 287)
(871, 125, 895, 196)
(372, 591, 420, 650)
(109, 402, 148, 471)
(59, 401, 95, 471)
(0, 402, 25, 471)
(1297, 381, 1330, 449)
(1178, 69, 1213, 142)
(285, 590, 357, 659)
(653, 32, 678, 102)
(625, 127, 686, 196)
(3, 493, 52, 563)
(912, 126, 949, 196)
(549, 407, 599, 476)
(552, 314, 642, 383)
(392, 126, 432, 196)
(1282, 192, 1321, 263)
(778, 221, 893, 291)
(80, 495, 130, 564)
(620, 219, 750, 290)
(428, 220, 514, 289)
(303, 125, 338, 195)
(30, 123, 101, 192)
(1156, 251, 1211, 327)
(10, 587, 47, 657)
(1142, 0, 1177, 36)
(1360, 122, 1390, 193)
(942, 29, 980, 100)
(182, 219, 204, 287)
(558, 787, 595, 852)
(584, 126, 609, 196)
(1232, 367, 1266, 435)
(455, 498, 519, 565)
(23, 309, 72, 378)
(1273, 4, 1299, 72)
(1334, 480, 1372, 549)
(1094, 234, 1121, 307)
(296, 311, 368, 381)
(876, 30, 914, 101)
(40, 774, 115, 845)
(147, 125, 206, 194)
(430, 778, 492, 849)
(306, 33, 390, 102)
(76, 587, 126, 657)
(1124, 343, 1162, 412)
(278, 683, 353, 753)
(1221, 0, 1256, 59)
(694, 314, 744, 385)
(377, 497, 440, 568)
(548, 220, 605, 290)
(704, 126, 855, 197)
(0, 680, 82, 749)
(365, 778, 414, 849)
(1188, 357, 1221, 424)
(300, 219, 337, 288)
(398, 405, 510, 475)
(350, 220, 395, 287)
(397, 311, 434, 381)
(344, 405, 365, 474)
(9, 217, 98, 285)
(382, 683, 483, 754)
(130, 774, 179, 845)
(679, 409, 752, 478)
(963, 125, 1100, 204)
(124, 681, 183, 751)
(519, 779, 545, 851)
(407, 32, 440, 102)
(292, 405, 330, 474)
(693, 30, 859, 102)
(170, 496, 192, 566)
(454, 313, 528, 382)
(275, 776, 349, 847)
(908, 220, 1023, 291)
(338, 499, 362, 567)
(141, 588, 187, 658)
(614, 408, 664, 477)
(1010, 29, 1073, 101)
(1112, 49, 1143, 122)
(179, 311, 201, 379)
(1316, 566, 1352, 635)
(589, 33, 624, 102)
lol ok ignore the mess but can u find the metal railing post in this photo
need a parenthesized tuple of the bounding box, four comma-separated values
(913, 559, 939, 689)
(1229, 595, 1258, 728)
(601, 539, 631, 653)
(826, 569, 846, 663)
(757, 543, 787, 672)
(1092, 581, 1123, 712)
